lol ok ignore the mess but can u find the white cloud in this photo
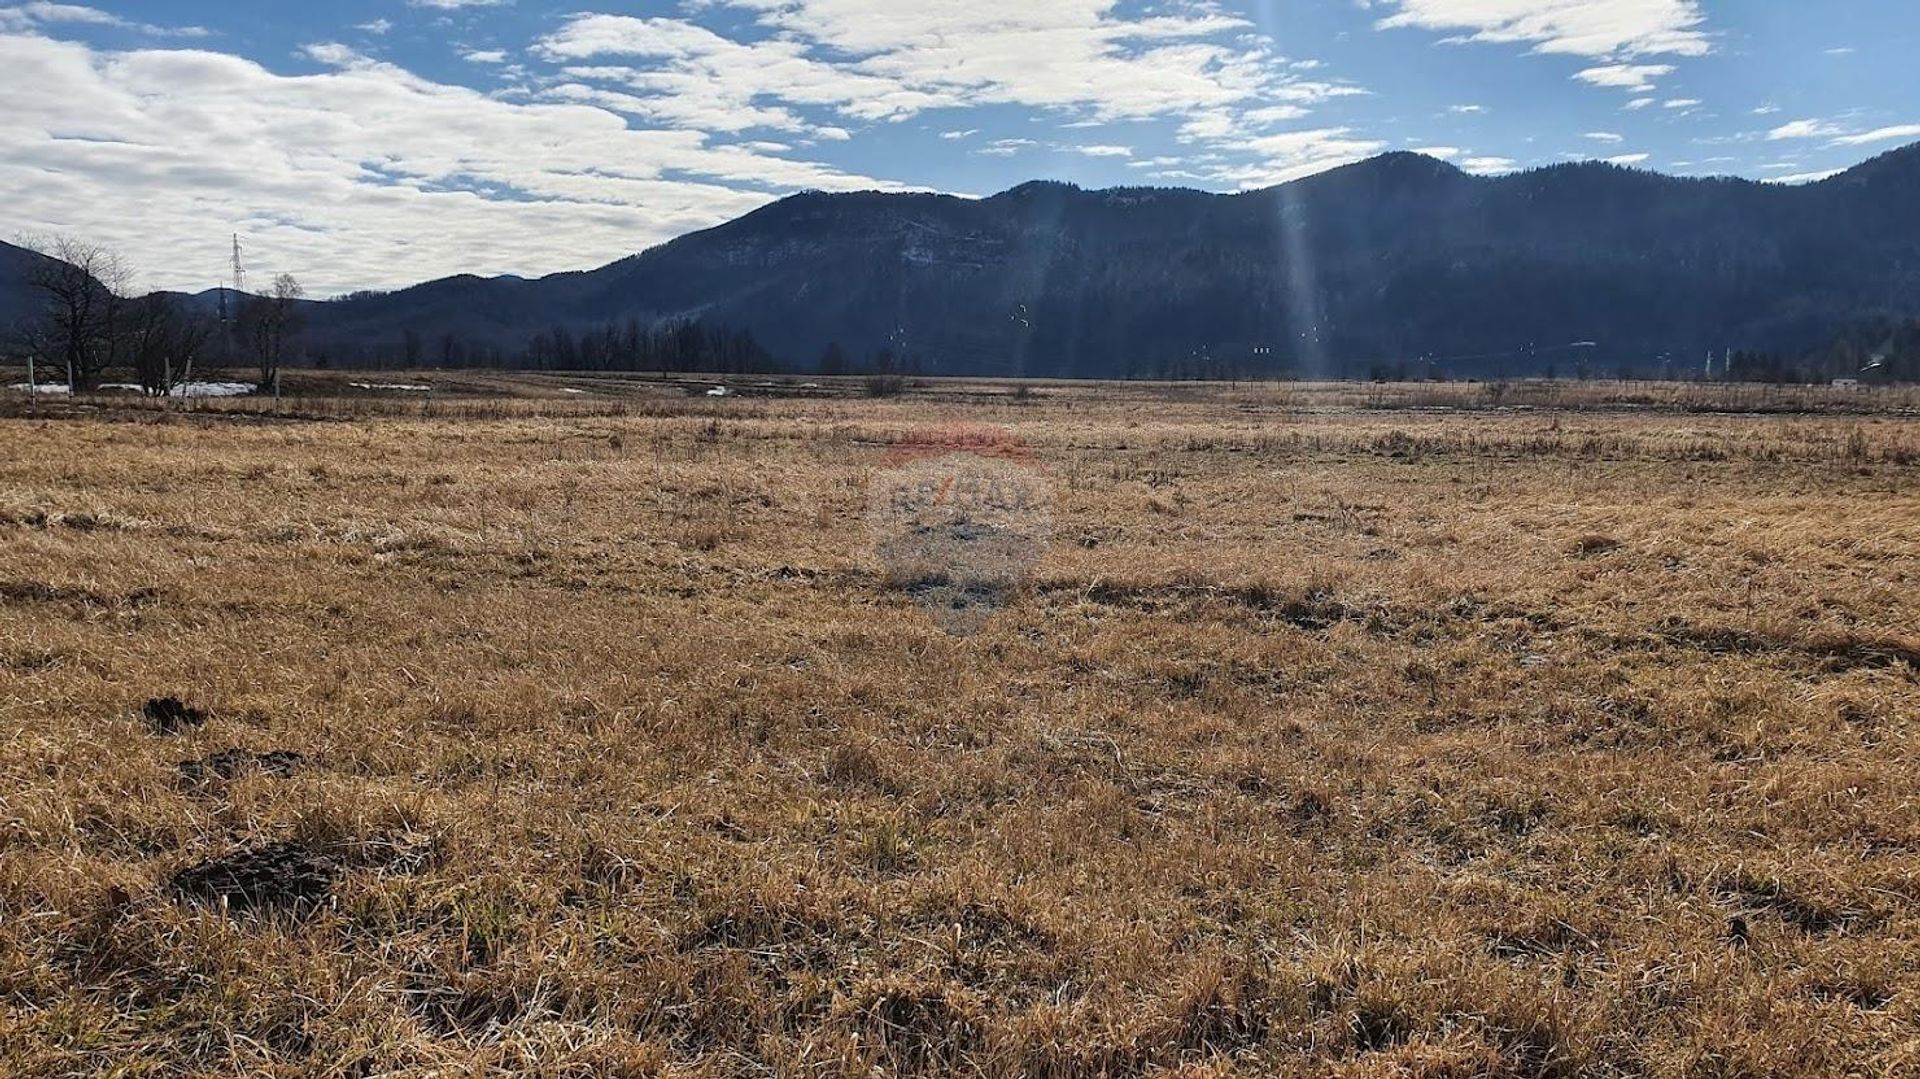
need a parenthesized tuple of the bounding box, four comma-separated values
(1604, 152, 1650, 165)
(535, 17, 932, 135)
(1767, 118, 1847, 140)
(1764, 168, 1844, 185)
(1624, 96, 1656, 110)
(1241, 103, 1317, 124)
(461, 48, 508, 64)
(1192, 127, 1390, 187)
(1574, 63, 1674, 92)
(1829, 124, 1920, 147)
(939, 128, 978, 140)
(535, 6, 1325, 130)
(534, 6, 1374, 189)
(1413, 145, 1462, 158)
(1369, 0, 1711, 58)
(1663, 98, 1701, 109)
(1374, 1, 1707, 96)
(976, 137, 1037, 156)
(356, 19, 393, 35)
(1072, 144, 1133, 157)
(1761, 119, 1920, 148)
(1460, 155, 1518, 175)
(1447, 103, 1486, 114)
(0, 2, 206, 37)
(1583, 131, 1623, 142)
(0, 32, 914, 294)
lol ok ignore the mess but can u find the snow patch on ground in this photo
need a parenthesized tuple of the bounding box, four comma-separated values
(148, 382, 255, 398)
(8, 381, 255, 398)
(349, 382, 433, 391)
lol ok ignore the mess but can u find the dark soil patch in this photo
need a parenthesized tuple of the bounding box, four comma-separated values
(681, 905, 837, 954)
(1, 649, 68, 671)
(1570, 534, 1622, 556)
(1805, 980, 1896, 1011)
(169, 841, 338, 913)
(406, 966, 543, 1038)
(177, 748, 305, 784)
(1038, 578, 1362, 633)
(1172, 960, 1276, 1055)
(0, 580, 161, 607)
(361, 830, 438, 877)
(1652, 620, 1920, 674)
(144, 697, 208, 735)
(1727, 876, 1876, 937)
(853, 982, 983, 1075)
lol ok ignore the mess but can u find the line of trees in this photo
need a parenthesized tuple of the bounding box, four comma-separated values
(1807, 318, 1920, 382)
(518, 318, 776, 374)
(5, 236, 303, 395)
(1689, 324, 1920, 385)
(306, 318, 790, 374)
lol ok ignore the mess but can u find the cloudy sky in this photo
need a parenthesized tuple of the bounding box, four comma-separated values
(2, 0, 1915, 295)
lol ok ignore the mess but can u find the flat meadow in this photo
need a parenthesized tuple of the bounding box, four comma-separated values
(1, 375, 1918, 1076)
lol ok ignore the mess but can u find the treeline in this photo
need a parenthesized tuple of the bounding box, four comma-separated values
(336, 319, 781, 373)
(521, 320, 775, 373)
(5, 236, 303, 394)
(337, 322, 923, 378)
(1810, 317, 1920, 382)
(329, 316, 1920, 385)
(1713, 321, 1920, 384)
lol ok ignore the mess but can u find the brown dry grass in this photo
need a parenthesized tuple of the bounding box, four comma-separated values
(2, 377, 1919, 1076)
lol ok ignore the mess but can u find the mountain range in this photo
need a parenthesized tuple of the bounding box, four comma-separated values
(7, 144, 1920, 379)
(0, 240, 62, 332)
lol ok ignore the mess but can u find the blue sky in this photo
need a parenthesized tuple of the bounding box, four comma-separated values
(2, 0, 1916, 294)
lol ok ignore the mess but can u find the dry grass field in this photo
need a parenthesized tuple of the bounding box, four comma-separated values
(2, 376, 1918, 1076)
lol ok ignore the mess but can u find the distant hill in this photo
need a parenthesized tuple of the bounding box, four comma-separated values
(0, 240, 63, 331)
(10, 145, 1920, 378)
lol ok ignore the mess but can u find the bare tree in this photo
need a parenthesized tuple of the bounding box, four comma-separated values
(240, 273, 305, 388)
(126, 294, 173, 396)
(128, 294, 217, 397)
(24, 236, 132, 392)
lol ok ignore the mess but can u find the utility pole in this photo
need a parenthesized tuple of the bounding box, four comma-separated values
(221, 234, 246, 371)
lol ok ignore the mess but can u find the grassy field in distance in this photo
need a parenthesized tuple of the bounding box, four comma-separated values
(1, 374, 1917, 1075)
